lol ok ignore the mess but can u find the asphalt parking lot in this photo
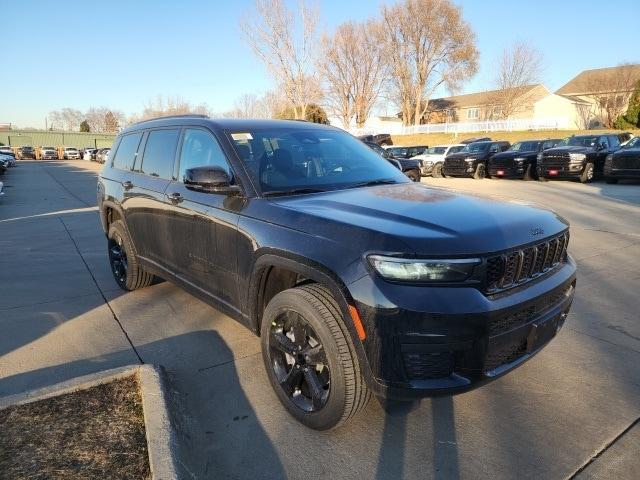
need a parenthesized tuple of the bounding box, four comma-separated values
(1, 160, 639, 479)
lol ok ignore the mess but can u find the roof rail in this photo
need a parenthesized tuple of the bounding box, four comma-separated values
(129, 114, 209, 127)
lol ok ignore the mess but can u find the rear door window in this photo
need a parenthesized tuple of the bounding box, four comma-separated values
(140, 129, 180, 179)
(112, 133, 142, 170)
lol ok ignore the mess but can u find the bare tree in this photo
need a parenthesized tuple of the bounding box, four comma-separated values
(128, 95, 210, 123)
(487, 42, 543, 119)
(48, 108, 83, 131)
(241, 0, 321, 120)
(381, 0, 478, 126)
(86, 107, 126, 132)
(321, 20, 387, 128)
(580, 64, 640, 128)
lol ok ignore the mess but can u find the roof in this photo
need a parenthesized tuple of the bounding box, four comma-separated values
(556, 64, 640, 95)
(428, 84, 548, 111)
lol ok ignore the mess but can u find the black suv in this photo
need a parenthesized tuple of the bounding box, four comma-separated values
(488, 139, 561, 180)
(364, 141, 421, 182)
(443, 141, 510, 179)
(604, 136, 640, 183)
(538, 134, 621, 183)
(98, 117, 576, 430)
(17, 146, 36, 159)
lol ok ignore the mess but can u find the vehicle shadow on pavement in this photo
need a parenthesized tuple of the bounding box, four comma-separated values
(0, 330, 286, 479)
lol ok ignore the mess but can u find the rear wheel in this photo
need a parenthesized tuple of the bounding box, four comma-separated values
(579, 162, 594, 183)
(261, 284, 370, 430)
(473, 163, 486, 180)
(107, 220, 155, 291)
(432, 163, 443, 178)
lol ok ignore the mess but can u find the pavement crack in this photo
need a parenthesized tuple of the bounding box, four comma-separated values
(566, 327, 640, 355)
(197, 352, 260, 372)
(567, 416, 640, 479)
(58, 216, 144, 364)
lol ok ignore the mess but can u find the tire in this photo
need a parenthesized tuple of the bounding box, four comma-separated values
(107, 220, 155, 291)
(261, 284, 371, 430)
(605, 178, 618, 184)
(579, 162, 594, 183)
(406, 169, 420, 182)
(523, 163, 535, 181)
(473, 163, 486, 180)
(432, 163, 443, 178)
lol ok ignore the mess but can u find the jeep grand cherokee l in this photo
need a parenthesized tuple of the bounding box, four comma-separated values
(604, 136, 640, 183)
(443, 141, 510, 179)
(488, 139, 561, 180)
(98, 116, 576, 430)
(538, 134, 621, 183)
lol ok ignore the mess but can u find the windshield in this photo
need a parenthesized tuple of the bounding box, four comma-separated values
(460, 142, 490, 153)
(386, 147, 407, 156)
(509, 141, 539, 152)
(560, 136, 599, 147)
(425, 147, 447, 155)
(227, 127, 408, 195)
(623, 137, 640, 148)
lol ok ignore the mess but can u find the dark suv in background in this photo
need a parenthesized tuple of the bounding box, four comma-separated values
(604, 136, 640, 183)
(98, 116, 575, 430)
(443, 141, 510, 179)
(489, 139, 561, 180)
(538, 134, 621, 183)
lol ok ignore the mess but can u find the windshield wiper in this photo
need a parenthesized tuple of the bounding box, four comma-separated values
(263, 188, 327, 198)
(349, 179, 400, 188)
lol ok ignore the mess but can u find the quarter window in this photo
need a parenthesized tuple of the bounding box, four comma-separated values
(112, 133, 142, 171)
(178, 129, 231, 182)
(140, 129, 180, 179)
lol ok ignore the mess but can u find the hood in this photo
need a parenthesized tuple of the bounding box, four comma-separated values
(491, 150, 536, 160)
(544, 145, 594, 155)
(614, 147, 640, 157)
(266, 183, 568, 256)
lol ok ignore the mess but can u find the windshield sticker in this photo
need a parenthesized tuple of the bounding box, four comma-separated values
(231, 133, 253, 141)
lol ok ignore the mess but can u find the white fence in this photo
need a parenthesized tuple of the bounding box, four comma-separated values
(348, 118, 571, 137)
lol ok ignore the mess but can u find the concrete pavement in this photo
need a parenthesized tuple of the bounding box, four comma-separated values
(1, 160, 639, 479)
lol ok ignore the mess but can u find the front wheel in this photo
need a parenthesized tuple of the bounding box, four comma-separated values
(579, 162, 594, 183)
(523, 163, 536, 181)
(108, 220, 155, 291)
(432, 163, 443, 178)
(406, 169, 420, 182)
(261, 284, 370, 430)
(473, 163, 486, 180)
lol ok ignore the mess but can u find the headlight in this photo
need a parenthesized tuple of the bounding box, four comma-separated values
(368, 255, 480, 282)
(422, 160, 433, 166)
(569, 153, 586, 162)
(465, 157, 475, 162)
(514, 157, 525, 163)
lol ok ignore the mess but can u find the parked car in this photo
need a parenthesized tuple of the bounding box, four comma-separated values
(0, 146, 15, 157)
(443, 141, 511, 179)
(83, 148, 98, 161)
(0, 180, 4, 198)
(40, 146, 58, 160)
(384, 145, 428, 159)
(98, 116, 575, 430)
(0, 153, 16, 167)
(63, 147, 81, 159)
(604, 136, 640, 183)
(0, 157, 8, 174)
(356, 133, 393, 146)
(96, 148, 111, 163)
(17, 146, 36, 159)
(413, 144, 465, 177)
(364, 141, 421, 182)
(537, 134, 622, 183)
(488, 139, 562, 180)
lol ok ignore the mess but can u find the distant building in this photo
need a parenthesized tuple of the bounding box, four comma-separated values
(0, 123, 11, 131)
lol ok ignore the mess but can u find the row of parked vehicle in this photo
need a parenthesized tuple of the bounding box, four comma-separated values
(363, 132, 639, 184)
(0, 145, 111, 163)
(0, 145, 18, 199)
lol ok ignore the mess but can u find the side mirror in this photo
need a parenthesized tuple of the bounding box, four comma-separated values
(184, 166, 240, 195)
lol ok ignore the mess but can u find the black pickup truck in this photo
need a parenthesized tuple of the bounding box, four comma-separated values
(489, 139, 561, 180)
(537, 134, 622, 183)
(443, 141, 510, 179)
(604, 136, 640, 183)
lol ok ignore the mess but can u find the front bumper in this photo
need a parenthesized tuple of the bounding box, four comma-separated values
(538, 163, 583, 178)
(443, 164, 475, 177)
(348, 257, 576, 400)
(489, 164, 525, 178)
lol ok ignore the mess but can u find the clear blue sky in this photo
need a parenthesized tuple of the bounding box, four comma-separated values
(3, 0, 639, 128)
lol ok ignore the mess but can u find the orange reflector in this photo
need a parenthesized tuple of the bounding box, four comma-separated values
(348, 304, 366, 341)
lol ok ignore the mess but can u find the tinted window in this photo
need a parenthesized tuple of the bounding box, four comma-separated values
(598, 136, 609, 149)
(178, 129, 231, 182)
(608, 135, 620, 148)
(140, 129, 180, 179)
(112, 133, 141, 170)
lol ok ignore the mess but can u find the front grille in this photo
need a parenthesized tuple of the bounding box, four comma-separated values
(489, 284, 572, 336)
(484, 340, 527, 371)
(485, 231, 569, 293)
(402, 351, 453, 380)
(444, 166, 467, 176)
(540, 152, 569, 166)
(612, 155, 640, 170)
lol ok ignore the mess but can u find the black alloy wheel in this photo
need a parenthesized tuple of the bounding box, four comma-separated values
(268, 310, 330, 413)
(108, 232, 128, 286)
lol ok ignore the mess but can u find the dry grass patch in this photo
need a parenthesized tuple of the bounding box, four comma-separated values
(392, 129, 640, 147)
(0, 376, 150, 480)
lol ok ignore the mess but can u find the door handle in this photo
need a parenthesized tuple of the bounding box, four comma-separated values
(168, 192, 183, 204)
(122, 181, 133, 191)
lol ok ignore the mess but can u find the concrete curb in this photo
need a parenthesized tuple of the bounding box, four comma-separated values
(0, 364, 184, 480)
